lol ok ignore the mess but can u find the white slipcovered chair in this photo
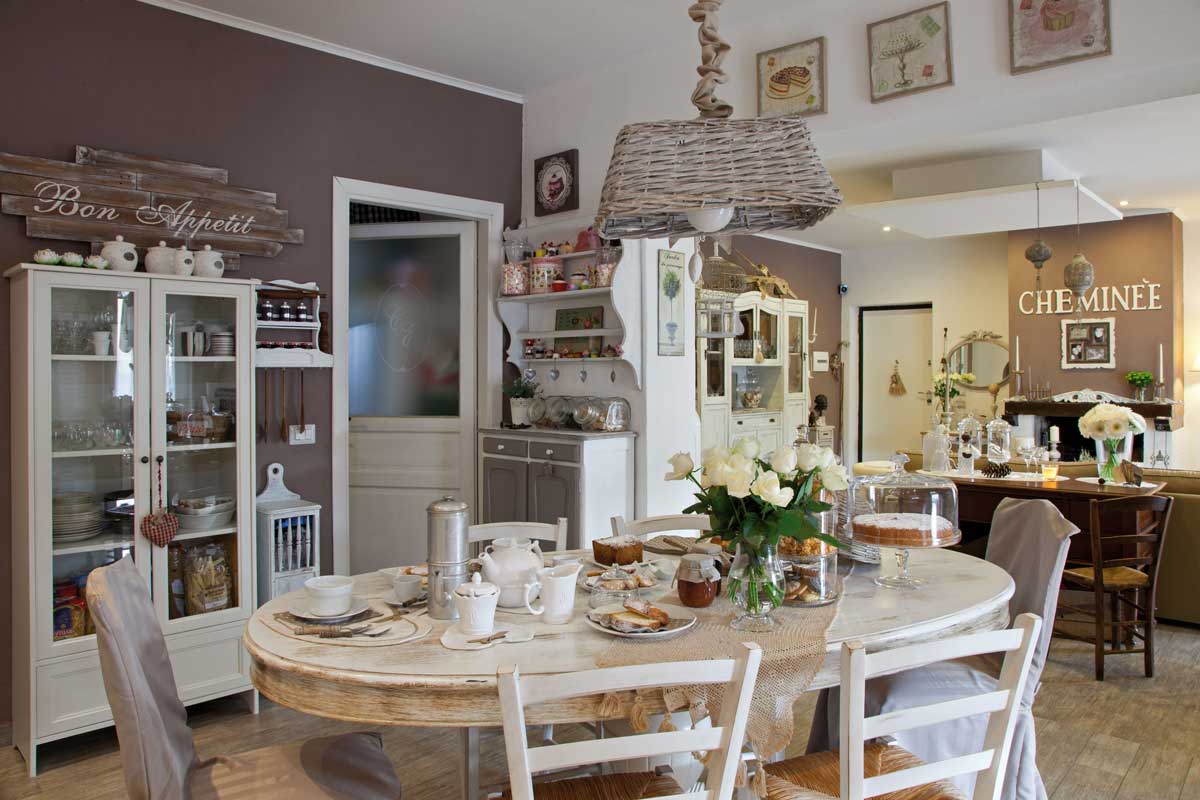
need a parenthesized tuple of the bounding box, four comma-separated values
(806, 498, 1078, 799)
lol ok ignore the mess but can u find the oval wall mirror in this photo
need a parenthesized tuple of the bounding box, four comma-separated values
(947, 332, 1010, 391)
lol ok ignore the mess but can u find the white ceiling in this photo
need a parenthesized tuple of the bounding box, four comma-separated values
(143, 0, 815, 98)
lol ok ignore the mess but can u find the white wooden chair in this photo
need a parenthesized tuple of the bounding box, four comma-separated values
(498, 642, 763, 800)
(610, 513, 712, 540)
(469, 518, 569, 551)
(765, 614, 1042, 800)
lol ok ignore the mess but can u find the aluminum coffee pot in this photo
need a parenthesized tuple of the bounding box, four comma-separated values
(426, 495, 470, 621)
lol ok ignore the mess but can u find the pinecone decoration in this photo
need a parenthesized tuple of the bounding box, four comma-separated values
(982, 461, 1012, 478)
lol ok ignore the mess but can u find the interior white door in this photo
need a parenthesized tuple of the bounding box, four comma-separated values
(347, 221, 476, 572)
(860, 306, 932, 462)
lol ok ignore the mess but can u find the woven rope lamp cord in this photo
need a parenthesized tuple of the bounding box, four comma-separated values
(596, 0, 842, 240)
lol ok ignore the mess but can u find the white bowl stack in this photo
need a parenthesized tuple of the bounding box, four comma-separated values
(174, 495, 236, 531)
(53, 492, 105, 542)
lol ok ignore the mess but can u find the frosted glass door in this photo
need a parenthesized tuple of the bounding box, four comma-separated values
(40, 278, 150, 657)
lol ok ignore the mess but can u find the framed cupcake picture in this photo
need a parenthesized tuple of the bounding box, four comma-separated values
(1009, 0, 1112, 74)
(757, 36, 827, 118)
(867, 2, 953, 103)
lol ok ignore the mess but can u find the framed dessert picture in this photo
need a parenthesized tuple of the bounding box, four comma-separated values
(757, 36, 827, 118)
(1009, 0, 1112, 74)
(867, 2, 953, 103)
(1062, 317, 1115, 369)
(534, 149, 579, 217)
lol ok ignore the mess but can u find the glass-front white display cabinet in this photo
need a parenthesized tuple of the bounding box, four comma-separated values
(7, 263, 257, 775)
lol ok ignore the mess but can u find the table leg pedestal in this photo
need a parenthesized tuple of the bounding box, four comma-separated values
(462, 726, 480, 800)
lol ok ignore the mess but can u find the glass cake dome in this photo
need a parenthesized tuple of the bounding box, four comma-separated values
(847, 453, 960, 589)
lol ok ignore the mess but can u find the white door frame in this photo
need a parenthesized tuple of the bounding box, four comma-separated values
(332, 177, 504, 575)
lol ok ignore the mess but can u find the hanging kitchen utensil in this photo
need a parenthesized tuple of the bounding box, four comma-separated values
(889, 360, 907, 396)
(256, 370, 266, 442)
(280, 368, 288, 440)
(140, 457, 179, 547)
(300, 369, 306, 429)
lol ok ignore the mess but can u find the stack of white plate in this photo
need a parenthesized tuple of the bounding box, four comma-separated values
(53, 492, 105, 542)
(209, 332, 235, 357)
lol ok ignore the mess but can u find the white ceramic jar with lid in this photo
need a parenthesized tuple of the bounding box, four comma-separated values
(173, 245, 195, 276)
(453, 573, 500, 635)
(194, 244, 225, 278)
(100, 235, 139, 272)
(146, 241, 176, 274)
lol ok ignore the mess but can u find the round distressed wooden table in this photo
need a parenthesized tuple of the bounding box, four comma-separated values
(245, 548, 1012, 798)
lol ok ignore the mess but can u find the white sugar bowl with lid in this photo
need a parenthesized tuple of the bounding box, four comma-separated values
(453, 573, 500, 635)
(101, 235, 139, 272)
(146, 241, 176, 274)
(173, 245, 195, 276)
(194, 244, 225, 278)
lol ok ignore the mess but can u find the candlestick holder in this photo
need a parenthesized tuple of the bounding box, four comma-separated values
(1011, 369, 1025, 401)
(1155, 382, 1167, 402)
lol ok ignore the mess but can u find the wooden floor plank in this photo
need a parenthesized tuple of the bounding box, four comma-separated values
(1113, 744, 1192, 800)
(1179, 758, 1200, 800)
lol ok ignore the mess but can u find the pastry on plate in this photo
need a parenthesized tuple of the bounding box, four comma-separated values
(593, 599, 669, 633)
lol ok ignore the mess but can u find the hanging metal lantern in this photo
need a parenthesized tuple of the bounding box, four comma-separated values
(1024, 239, 1052, 289)
(595, 0, 841, 239)
(1064, 253, 1095, 300)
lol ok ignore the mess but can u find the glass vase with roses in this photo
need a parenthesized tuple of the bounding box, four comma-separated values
(665, 439, 848, 631)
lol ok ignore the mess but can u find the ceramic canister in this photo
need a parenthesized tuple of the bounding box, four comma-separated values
(145, 241, 176, 274)
(529, 257, 563, 295)
(173, 246, 195, 277)
(100, 235, 139, 272)
(194, 244, 225, 278)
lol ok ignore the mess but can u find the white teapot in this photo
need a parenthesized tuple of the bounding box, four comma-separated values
(477, 537, 544, 608)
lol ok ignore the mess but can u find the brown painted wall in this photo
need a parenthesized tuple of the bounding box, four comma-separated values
(730, 236, 843, 439)
(0, 0, 522, 723)
(1007, 213, 1183, 403)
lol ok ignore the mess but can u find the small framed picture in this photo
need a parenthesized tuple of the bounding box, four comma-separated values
(534, 149, 579, 217)
(758, 36, 827, 118)
(1009, 0, 1112, 75)
(868, 2, 953, 103)
(1062, 317, 1115, 369)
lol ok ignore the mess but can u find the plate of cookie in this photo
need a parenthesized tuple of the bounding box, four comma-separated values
(580, 565, 660, 592)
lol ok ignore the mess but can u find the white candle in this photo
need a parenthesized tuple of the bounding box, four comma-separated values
(1015, 336, 1020, 372)
(1159, 343, 1165, 384)
(1049, 425, 1060, 443)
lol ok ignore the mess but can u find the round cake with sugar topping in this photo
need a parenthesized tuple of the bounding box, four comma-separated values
(592, 534, 644, 566)
(851, 512, 956, 548)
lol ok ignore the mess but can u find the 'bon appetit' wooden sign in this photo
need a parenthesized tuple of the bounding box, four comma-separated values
(0, 146, 305, 271)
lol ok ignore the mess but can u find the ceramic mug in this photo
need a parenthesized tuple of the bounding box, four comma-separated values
(393, 574, 423, 603)
(523, 563, 581, 625)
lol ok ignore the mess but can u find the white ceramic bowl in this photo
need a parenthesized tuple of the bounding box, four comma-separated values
(176, 509, 235, 530)
(305, 575, 355, 617)
(175, 497, 236, 515)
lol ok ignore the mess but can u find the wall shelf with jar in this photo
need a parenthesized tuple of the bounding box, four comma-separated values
(254, 283, 333, 368)
(6, 262, 259, 776)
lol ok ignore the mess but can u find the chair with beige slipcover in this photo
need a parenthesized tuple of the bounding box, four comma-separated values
(86, 556, 403, 800)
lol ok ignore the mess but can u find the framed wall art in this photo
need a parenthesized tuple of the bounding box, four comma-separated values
(554, 305, 604, 356)
(533, 148, 579, 216)
(1061, 316, 1116, 369)
(657, 250, 686, 357)
(757, 36, 827, 118)
(867, 2, 953, 103)
(1009, 0, 1112, 74)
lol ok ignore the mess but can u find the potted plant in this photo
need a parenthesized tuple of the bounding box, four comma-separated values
(504, 375, 539, 427)
(665, 439, 847, 631)
(1125, 370, 1154, 402)
(1078, 403, 1147, 482)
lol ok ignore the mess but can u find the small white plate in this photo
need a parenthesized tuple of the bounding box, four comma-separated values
(585, 604, 696, 640)
(381, 590, 428, 607)
(286, 596, 370, 623)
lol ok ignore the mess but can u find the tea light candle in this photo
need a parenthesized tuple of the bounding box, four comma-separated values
(1049, 425, 1060, 443)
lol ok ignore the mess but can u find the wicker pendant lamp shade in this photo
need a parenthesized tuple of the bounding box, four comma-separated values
(595, 0, 842, 240)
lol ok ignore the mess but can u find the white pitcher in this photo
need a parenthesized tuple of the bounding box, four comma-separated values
(523, 563, 581, 625)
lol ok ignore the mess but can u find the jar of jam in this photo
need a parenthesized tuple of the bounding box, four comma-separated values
(676, 553, 721, 608)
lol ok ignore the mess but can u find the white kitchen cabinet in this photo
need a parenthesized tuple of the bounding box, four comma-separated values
(7, 263, 258, 775)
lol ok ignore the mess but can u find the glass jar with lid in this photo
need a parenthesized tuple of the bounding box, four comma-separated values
(956, 416, 982, 464)
(985, 417, 1012, 464)
(676, 553, 721, 608)
(601, 397, 631, 432)
(738, 372, 764, 410)
(588, 565, 643, 609)
(847, 453, 960, 589)
(572, 397, 601, 429)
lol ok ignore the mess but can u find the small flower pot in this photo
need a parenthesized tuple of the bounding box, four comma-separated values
(510, 398, 533, 427)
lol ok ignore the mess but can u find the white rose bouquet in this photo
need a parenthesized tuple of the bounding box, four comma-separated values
(665, 438, 847, 623)
(1078, 403, 1146, 481)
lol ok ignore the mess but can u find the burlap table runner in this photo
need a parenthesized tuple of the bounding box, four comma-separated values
(595, 589, 841, 757)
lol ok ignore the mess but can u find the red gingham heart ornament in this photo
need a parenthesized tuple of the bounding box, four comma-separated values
(140, 459, 180, 547)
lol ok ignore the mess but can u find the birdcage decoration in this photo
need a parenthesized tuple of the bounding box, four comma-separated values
(697, 288, 745, 339)
(699, 250, 748, 293)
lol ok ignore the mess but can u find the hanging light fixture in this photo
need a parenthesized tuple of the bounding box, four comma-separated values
(1063, 181, 1095, 303)
(1024, 183, 1052, 291)
(595, 0, 842, 239)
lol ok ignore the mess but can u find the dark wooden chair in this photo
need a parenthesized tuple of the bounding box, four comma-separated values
(1057, 494, 1173, 680)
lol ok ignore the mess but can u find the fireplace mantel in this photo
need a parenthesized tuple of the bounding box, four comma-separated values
(1005, 399, 1177, 422)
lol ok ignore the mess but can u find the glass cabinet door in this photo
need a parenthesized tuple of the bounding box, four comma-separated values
(733, 308, 755, 360)
(702, 337, 727, 400)
(758, 307, 779, 362)
(152, 285, 252, 630)
(42, 279, 150, 656)
(786, 310, 806, 396)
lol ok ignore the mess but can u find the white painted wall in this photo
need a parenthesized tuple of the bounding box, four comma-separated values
(840, 234, 1010, 461)
(1176, 221, 1200, 468)
(522, 0, 1200, 227)
(861, 307, 933, 461)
